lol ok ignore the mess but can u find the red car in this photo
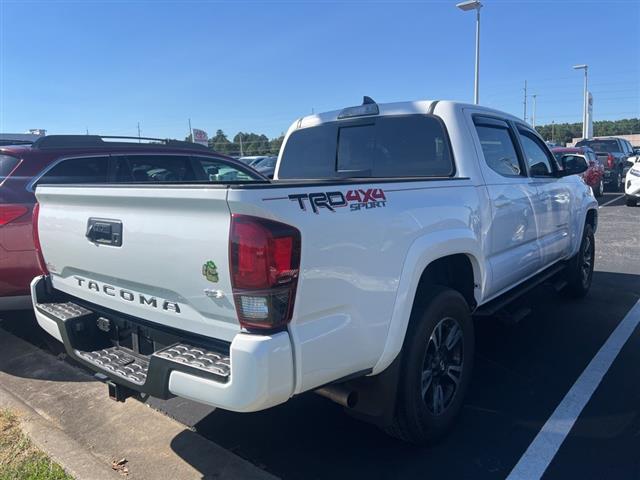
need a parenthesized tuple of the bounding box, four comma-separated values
(552, 146, 605, 197)
(0, 135, 263, 310)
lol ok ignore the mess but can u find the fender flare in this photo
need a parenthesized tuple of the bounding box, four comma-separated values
(371, 229, 484, 375)
(571, 198, 598, 258)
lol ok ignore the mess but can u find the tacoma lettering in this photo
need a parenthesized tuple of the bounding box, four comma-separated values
(73, 276, 180, 313)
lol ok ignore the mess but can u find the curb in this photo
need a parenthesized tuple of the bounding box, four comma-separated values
(0, 327, 278, 480)
(0, 386, 117, 480)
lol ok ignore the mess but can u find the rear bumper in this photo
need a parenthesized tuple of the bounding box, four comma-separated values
(31, 276, 294, 412)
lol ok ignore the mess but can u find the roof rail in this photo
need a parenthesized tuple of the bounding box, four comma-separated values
(32, 135, 210, 151)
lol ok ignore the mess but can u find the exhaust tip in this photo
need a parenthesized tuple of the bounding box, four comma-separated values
(315, 385, 358, 409)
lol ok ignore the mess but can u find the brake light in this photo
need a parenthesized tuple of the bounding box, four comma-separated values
(0, 204, 28, 226)
(230, 214, 301, 330)
(32, 203, 49, 274)
(607, 154, 614, 169)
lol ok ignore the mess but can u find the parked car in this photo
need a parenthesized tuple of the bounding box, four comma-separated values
(0, 135, 262, 310)
(552, 146, 604, 196)
(625, 156, 640, 206)
(254, 156, 277, 178)
(31, 100, 596, 444)
(575, 137, 635, 191)
(238, 155, 270, 166)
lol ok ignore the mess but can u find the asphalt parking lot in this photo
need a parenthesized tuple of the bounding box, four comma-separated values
(1, 191, 638, 480)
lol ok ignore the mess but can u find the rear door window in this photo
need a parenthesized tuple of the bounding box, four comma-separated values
(278, 115, 454, 179)
(115, 155, 196, 182)
(474, 124, 523, 177)
(114, 155, 261, 183)
(36, 156, 109, 185)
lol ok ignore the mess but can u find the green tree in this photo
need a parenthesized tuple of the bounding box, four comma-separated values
(209, 129, 233, 155)
(535, 118, 639, 145)
(269, 135, 284, 155)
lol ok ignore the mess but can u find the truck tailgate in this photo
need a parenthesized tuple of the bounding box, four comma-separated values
(35, 185, 239, 342)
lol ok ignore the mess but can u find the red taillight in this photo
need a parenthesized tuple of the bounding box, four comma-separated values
(0, 204, 28, 226)
(607, 154, 614, 169)
(230, 214, 301, 330)
(32, 203, 49, 274)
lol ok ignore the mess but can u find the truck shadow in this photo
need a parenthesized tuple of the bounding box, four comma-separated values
(181, 271, 640, 480)
(0, 310, 92, 383)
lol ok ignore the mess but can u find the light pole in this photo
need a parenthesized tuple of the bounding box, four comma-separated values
(531, 94, 537, 128)
(457, 0, 483, 105)
(573, 64, 588, 139)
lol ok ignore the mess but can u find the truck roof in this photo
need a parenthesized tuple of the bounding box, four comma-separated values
(293, 100, 525, 131)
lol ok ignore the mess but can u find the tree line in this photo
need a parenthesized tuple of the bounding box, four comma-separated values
(535, 118, 639, 145)
(186, 130, 284, 157)
(187, 118, 639, 156)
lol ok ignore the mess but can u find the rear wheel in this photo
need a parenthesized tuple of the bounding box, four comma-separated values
(561, 223, 595, 298)
(385, 287, 474, 444)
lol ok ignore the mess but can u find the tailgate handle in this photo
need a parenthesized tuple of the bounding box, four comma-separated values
(86, 218, 123, 247)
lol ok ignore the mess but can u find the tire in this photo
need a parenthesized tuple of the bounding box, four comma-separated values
(561, 223, 595, 298)
(606, 171, 622, 193)
(595, 178, 604, 197)
(627, 196, 638, 207)
(616, 170, 624, 192)
(385, 287, 474, 444)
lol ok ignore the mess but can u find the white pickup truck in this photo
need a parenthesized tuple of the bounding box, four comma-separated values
(31, 99, 598, 443)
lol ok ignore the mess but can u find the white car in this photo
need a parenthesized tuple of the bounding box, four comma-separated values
(30, 99, 597, 444)
(625, 156, 640, 206)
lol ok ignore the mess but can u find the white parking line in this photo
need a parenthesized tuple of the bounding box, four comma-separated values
(506, 298, 640, 480)
(599, 194, 624, 208)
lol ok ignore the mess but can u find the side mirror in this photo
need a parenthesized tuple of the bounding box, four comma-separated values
(560, 154, 588, 177)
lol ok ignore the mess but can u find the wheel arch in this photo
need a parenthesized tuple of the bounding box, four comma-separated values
(371, 230, 485, 375)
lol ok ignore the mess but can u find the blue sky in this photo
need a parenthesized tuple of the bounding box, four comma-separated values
(1, 0, 639, 140)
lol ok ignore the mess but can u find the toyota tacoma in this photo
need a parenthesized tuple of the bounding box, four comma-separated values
(31, 99, 598, 443)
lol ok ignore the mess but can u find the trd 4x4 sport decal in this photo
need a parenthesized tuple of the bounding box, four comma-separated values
(288, 188, 387, 214)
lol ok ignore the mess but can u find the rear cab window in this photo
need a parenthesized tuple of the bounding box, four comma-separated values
(278, 115, 454, 179)
(576, 139, 620, 154)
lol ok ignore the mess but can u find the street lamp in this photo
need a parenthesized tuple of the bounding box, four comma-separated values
(457, 0, 483, 105)
(573, 64, 588, 139)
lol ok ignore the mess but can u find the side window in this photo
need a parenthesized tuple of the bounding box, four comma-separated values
(197, 158, 258, 182)
(0, 155, 20, 183)
(518, 130, 555, 177)
(37, 156, 108, 185)
(474, 124, 522, 177)
(116, 155, 196, 182)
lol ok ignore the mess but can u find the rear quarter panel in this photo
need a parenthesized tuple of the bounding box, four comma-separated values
(228, 178, 485, 392)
